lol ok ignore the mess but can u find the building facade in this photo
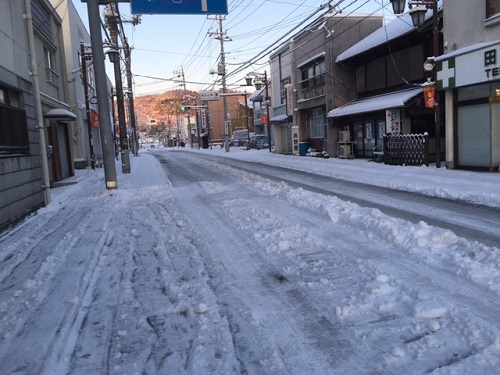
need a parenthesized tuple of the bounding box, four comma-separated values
(0, 0, 77, 230)
(329, 8, 443, 161)
(437, 0, 500, 170)
(0, 0, 45, 231)
(270, 11, 383, 157)
(51, 0, 102, 170)
(33, 0, 77, 185)
(269, 43, 294, 154)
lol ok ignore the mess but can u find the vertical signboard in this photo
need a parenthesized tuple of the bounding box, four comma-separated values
(386, 109, 401, 134)
(201, 110, 207, 130)
(286, 84, 294, 117)
(423, 85, 436, 108)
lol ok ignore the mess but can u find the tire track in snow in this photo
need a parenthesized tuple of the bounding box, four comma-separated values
(156, 152, 365, 374)
(0, 205, 114, 374)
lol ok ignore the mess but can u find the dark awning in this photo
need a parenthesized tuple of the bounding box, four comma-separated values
(45, 108, 77, 121)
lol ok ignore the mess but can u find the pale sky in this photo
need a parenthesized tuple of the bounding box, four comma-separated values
(71, 0, 396, 96)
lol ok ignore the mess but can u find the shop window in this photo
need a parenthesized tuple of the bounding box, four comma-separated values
(377, 120, 386, 139)
(306, 108, 325, 138)
(0, 88, 30, 156)
(486, 0, 500, 18)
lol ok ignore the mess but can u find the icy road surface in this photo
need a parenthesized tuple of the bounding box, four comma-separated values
(0, 150, 499, 374)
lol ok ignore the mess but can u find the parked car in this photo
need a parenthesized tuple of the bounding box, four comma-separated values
(249, 135, 269, 149)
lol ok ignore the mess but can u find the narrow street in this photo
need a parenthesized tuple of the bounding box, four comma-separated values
(0, 150, 499, 374)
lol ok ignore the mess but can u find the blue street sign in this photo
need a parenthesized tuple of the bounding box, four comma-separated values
(131, 0, 228, 15)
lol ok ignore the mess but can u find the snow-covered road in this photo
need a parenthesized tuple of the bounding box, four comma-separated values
(1, 149, 499, 374)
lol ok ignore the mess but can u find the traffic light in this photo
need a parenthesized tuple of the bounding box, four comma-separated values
(147, 119, 156, 123)
(181, 105, 191, 112)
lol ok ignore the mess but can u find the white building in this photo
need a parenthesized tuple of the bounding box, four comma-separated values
(437, 0, 500, 170)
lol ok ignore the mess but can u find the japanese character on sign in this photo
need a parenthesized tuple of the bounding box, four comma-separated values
(485, 49, 497, 66)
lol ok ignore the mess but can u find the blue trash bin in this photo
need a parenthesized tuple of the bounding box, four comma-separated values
(299, 142, 309, 156)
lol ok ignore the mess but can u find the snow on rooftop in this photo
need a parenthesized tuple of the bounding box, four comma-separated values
(336, 1, 442, 64)
(328, 86, 422, 118)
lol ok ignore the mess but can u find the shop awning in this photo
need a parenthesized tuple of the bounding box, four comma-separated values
(327, 87, 422, 118)
(45, 108, 77, 121)
(270, 114, 289, 122)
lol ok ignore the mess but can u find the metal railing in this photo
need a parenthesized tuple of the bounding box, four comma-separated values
(383, 133, 429, 166)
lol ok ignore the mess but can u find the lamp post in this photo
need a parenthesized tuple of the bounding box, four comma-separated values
(245, 71, 272, 153)
(390, 0, 441, 168)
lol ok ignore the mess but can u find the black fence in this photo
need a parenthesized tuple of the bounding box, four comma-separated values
(383, 133, 429, 166)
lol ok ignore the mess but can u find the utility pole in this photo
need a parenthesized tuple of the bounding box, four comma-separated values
(106, 2, 131, 173)
(85, 0, 118, 189)
(176, 66, 193, 148)
(264, 70, 272, 153)
(80, 42, 95, 169)
(208, 16, 230, 152)
(124, 37, 139, 156)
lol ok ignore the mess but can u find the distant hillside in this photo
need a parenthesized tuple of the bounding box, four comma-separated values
(133, 89, 199, 129)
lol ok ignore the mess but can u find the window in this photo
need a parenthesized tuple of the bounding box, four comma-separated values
(32, 0, 52, 40)
(44, 47, 59, 85)
(0, 88, 30, 156)
(306, 108, 325, 138)
(300, 60, 325, 90)
(486, 0, 500, 18)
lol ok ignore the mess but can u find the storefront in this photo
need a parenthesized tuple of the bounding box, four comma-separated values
(328, 87, 423, 158)
(270, 114, 292, 154)
(437, 40, 500, 171)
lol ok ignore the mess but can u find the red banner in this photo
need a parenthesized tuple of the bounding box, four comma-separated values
(90, 112, 100, 129)
(423, 85, 436, 109)
(261, 114, 269, 124)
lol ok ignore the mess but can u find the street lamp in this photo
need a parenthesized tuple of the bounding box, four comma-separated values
(245, 71, 272, 153)
(106, 48, 120, 63)
(390, 0, 406, 14)
(390, 0, 442, 168)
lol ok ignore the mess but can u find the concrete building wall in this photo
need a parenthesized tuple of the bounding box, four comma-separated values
(442, 0, 486, 53)
(52, 0, 100, 168)
(291, 13, 383, 156)
(0, 1, 45, 231)
(440, 0, 500, 170)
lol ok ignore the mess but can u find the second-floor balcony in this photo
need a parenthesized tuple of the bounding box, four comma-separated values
(299, 73, 326, 100)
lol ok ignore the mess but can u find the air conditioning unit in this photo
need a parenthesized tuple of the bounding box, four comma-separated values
(339, 131, 350, 143)
(339, 145, 352, 158)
